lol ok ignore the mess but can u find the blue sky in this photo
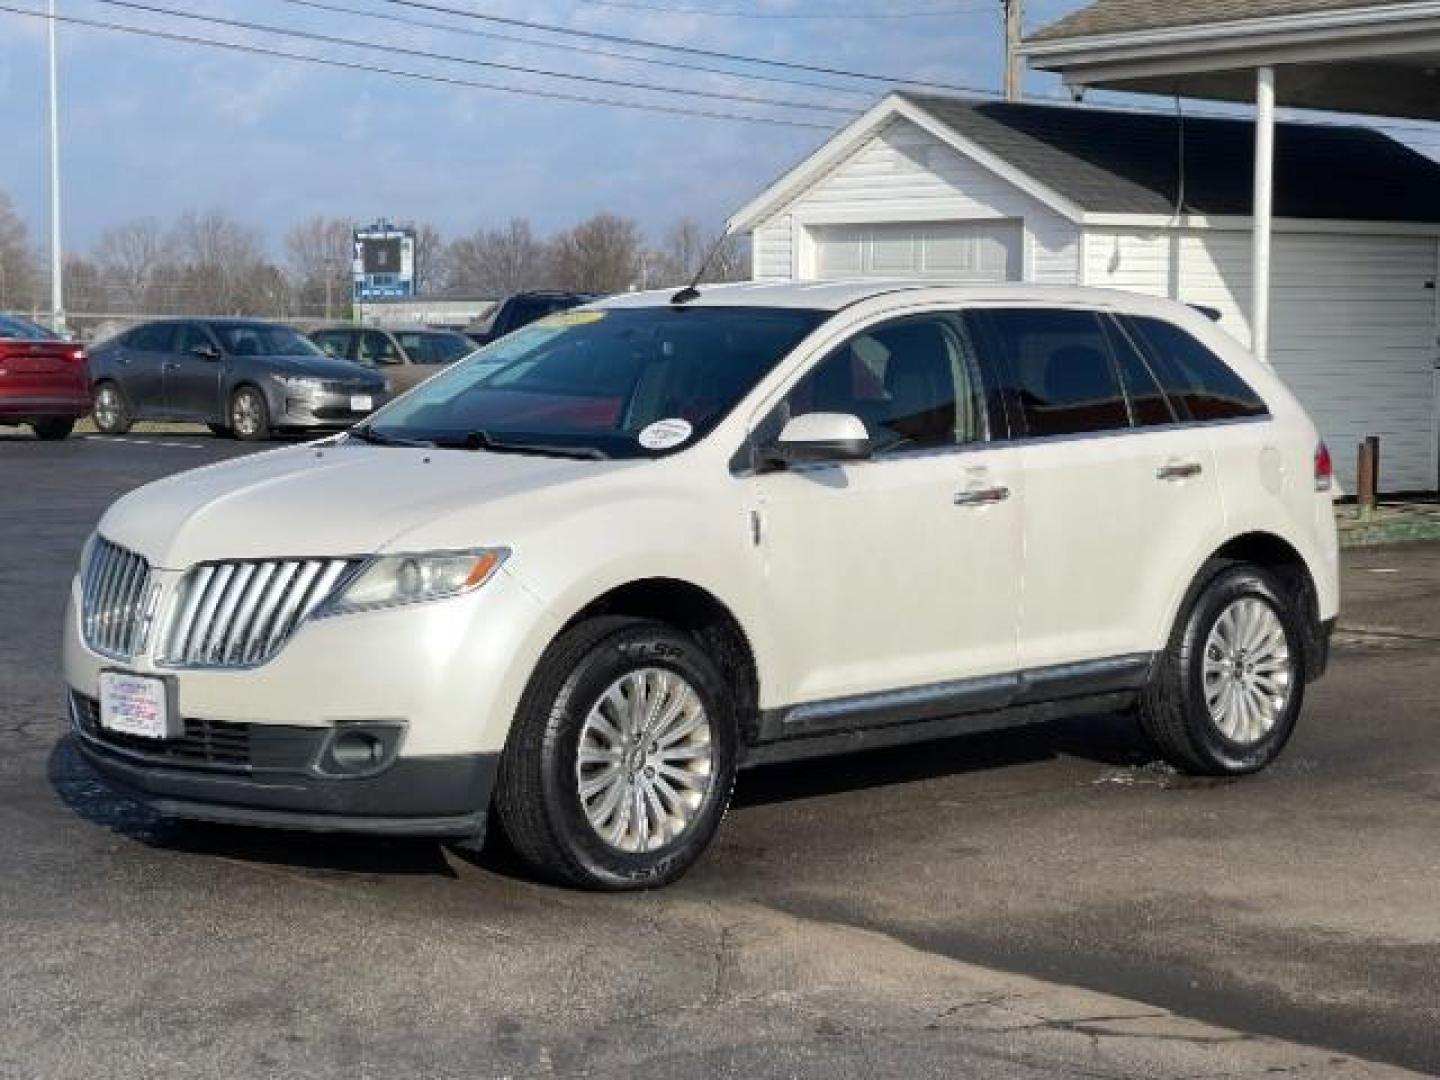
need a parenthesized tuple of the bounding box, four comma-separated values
(0, 0, 1091, 254)
(1, 0, 1437, 259)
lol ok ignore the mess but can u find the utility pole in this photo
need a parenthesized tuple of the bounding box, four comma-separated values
(1003, 0, 1024, 102)
(47, 0, 65, 334)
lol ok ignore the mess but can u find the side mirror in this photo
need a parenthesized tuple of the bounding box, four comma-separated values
(760, 412, 872, 470)
(192, 343, 222, 361)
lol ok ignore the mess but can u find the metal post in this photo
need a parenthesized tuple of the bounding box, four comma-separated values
(1252, 66, 1275, 365)
(1357, 436, 1380, 516)
(47, 0, 64, 334)
(1004, 0, 1024, 102)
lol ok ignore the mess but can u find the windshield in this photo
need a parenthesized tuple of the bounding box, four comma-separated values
(213, 323, 323, 358)
(398, 331, 475, 365)
(364, 306, 825, 458)
(0, 315, 57, 340)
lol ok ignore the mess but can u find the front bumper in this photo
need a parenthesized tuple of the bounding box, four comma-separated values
(270, 386, 387, 429)
(70, 691, 496, 836)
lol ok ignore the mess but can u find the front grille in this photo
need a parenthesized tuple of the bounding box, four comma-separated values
(159, 558, 361, 668)
(320, 380, 378, 395)
(72, 693, 251, 770)
(80, 537, 155, 660)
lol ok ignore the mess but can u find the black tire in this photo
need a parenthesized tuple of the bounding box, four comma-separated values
(92, 381, 131, 435)
(206, 423, 233, 439)
(229, 386, 270, 442)
(494, 616, 738, 890)
(31, 418, 75, 441)
(1139, 562, 1306, 776)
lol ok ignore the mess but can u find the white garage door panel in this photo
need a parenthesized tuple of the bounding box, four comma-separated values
(813, 221, 1022, 281)
(1271, 234, 1438, 492)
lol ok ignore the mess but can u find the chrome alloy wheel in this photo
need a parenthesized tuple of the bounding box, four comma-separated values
(1202, 597, 1294, 745)
(232, 391, 262, 437)
(94, 385, 121, 429)
(576, 667, 714, 854)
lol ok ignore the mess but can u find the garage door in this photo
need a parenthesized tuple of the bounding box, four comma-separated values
(812, 221, 1022, 281)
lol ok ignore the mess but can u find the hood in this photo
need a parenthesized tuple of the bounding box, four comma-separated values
(245, 354, 386, 384)
(99, 443, 638, 569)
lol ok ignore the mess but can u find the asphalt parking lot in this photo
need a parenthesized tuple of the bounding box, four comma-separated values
(3, 432, 1438, 1079)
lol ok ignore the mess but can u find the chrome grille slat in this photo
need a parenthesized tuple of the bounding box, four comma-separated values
(79, 538, 154, 660)
(159, 556, 359, 669)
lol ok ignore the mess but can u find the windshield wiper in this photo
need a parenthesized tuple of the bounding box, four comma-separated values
(449, 430, 609, 461)
(348, 425, 433, 448)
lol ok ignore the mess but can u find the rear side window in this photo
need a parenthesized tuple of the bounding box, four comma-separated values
(969, 309, 1130, 438)
(312, 330, 352, 360)
(1126, 317, 1268, 422)
(1105, 318, 1175, 427)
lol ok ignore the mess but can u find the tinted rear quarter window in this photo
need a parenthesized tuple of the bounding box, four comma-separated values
(1126, 316, 1268, 422)
(970, 309, 1130, 438)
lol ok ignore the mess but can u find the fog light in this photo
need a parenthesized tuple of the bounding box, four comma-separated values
(331, 731, 385, 772)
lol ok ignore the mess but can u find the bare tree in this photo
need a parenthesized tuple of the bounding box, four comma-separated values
(409, 222, 445, 296)
(0, 190, 40, 312)
(63, 255, 106, 316)
(656, 218, 750, 285)
(170, 210, 270, 315)
(549, 213, 640, 294)
(705, 233, 751, 284)
(285, 216, 353, 319)
(94, 218, 171, 313)
(445, 218, 549, 296)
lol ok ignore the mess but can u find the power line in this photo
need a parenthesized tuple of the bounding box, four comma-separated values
(268, 0, 876, 97)
(85, 0, 857, 115)
(568, 0, 994, 17)
(0, 4, 838, 129)
(369, 0, 1007, 95)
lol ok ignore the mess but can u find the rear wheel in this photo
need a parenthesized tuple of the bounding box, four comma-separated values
(229, 386, 270, 442)
(1139, 563, 1305, 776)
(92, 382, 131, 435)
(31, 418, 75, 441)
(494, 617, 738, 890)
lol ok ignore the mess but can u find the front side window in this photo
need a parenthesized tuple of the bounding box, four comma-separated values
(969, 309, 1130, 438)
(358, 331, 402, 365)
(365, 306, 825, 459)
(774, 314, 986, 454)
(1126, 316, 1268, 422)
(174, 323, 214, 355)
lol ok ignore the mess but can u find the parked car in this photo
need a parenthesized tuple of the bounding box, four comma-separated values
(63, 283, 1339, 889)
(309, 325, 475, 393)
(0, 314, 90, 440)
(88, 319, 389, 441)
(464, 291, 598, 346)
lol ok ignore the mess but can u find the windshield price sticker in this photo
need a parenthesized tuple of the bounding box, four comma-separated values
(638, 419, 693, 451)
(539, 311, 606, 328)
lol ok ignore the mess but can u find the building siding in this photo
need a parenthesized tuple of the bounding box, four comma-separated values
(748, 118, 1081, 284)
(1086, 227, 1438, 491)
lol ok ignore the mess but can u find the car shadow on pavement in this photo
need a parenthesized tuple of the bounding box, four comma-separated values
(46, 735, 460, 879)
(734, 710, 1156, 807)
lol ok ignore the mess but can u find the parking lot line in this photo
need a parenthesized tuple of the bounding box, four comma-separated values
(82, 436, 211, 450)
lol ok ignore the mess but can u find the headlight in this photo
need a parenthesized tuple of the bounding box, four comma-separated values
(323, 548, 509, 615)
(277, 375, 324, 399)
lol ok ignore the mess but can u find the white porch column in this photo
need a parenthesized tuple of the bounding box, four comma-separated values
(1252, 65, 1276, 365)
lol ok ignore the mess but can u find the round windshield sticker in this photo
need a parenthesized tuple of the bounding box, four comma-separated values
(638, 418, 694, 451)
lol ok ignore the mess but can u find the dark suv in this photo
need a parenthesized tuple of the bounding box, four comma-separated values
(465, 292, 598, 346)
(89, 319, 389, 441)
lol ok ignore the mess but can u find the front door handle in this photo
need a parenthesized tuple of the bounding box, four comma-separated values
(1156, 461, 1203, 481)
(954, 485, 1011, 507)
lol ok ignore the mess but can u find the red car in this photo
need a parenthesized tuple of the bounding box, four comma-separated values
(0, 314, 90, 440)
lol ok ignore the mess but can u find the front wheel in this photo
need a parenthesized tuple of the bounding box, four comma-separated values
(494, 617, 738, 890)
(229, 386, 270, 442)
(1139, 563, 1306, 776)
(31, 418, 75, 441)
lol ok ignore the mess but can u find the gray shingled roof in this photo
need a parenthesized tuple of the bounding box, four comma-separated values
(899, 93, 1440, 224)
(1031, 0, 1390, 41)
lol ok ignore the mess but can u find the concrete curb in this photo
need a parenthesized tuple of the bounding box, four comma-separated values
(1338, 513, 1440, 549)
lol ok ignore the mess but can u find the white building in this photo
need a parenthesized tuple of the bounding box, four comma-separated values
(730, 93, 1440, 491)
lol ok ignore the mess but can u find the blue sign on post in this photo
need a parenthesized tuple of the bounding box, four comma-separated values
(353, 222, 417, 302)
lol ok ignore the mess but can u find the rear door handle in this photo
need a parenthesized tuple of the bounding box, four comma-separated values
(1156, 461, 1203, 481)
(954, 485, 1011, 507)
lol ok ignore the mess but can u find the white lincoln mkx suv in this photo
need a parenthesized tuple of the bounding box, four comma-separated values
(64, 282, 1340, 889)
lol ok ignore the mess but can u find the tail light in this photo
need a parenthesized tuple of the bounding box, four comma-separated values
(1314, 442, 1334, 493)
(70, 347, 88, 364)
